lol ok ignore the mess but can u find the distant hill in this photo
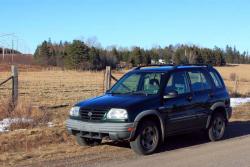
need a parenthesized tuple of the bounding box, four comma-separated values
(0, 53, 34, 65)
(0, 47, 21, 54)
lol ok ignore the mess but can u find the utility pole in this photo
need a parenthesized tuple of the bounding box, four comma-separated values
(0, 33, 14, 38)
(12, 39, 14, 63)
(2, 47, 4, 61)
(0, 33, 15, 63)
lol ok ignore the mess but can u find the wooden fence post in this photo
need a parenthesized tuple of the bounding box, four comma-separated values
(104, 66, 111, 92)
(233, 75, 239, 96)
(11, 65, 18, 105)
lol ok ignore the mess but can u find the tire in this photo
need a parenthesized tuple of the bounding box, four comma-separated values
(130, 121, 160, 155)
(208, 113, 226, 141)
(76, 134, 102, 146)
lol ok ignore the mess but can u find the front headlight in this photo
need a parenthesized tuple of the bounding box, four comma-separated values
(107, 108, 128, 120)
(69, 106, 80, 117)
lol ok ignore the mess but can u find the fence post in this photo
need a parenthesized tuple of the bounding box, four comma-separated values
(11, 65, 18, 105)
(233, 76, 238, 96)
(104, 66, 111, 92)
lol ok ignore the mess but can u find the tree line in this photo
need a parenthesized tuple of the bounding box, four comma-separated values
(34, 39, 250, 70)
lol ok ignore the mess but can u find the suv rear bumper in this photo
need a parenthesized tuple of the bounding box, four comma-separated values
(66, 119, 134, 141)
(226, 106, 232, 120)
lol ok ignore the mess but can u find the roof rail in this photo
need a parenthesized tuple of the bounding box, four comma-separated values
(178, 64, 212, 68)
(133, 63, 212, 70)
(133, 64, 176, 70)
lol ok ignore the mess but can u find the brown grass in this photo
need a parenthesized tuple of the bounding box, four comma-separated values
(0, 99, 51, 131)
(215, 64, 250, 95)
(0, 69, 124, 107)
(231, 103, 250, 121)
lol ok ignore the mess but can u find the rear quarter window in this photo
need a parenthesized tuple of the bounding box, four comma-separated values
(209, 71, 224, 89)
(188, 70, 212, 92)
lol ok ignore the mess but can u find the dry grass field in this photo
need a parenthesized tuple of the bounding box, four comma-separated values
(1, 64, 249, 107)
(0, 64, 250, 166)
(0, 69, 124, 107)
(216, 64, 250, 95)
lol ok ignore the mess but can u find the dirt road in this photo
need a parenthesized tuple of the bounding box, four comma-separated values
(15, 121, 250, 167)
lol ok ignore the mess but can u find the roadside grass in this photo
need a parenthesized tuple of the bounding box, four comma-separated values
(0, 99, 51, 131)
(232, 103, 250, 121)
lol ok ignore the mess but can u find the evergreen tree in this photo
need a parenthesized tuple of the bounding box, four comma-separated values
(34, 41, 51, 65)
(33, 39, 250, 70)
(64, 40, 89, 69)
(89, 47, 101, 70)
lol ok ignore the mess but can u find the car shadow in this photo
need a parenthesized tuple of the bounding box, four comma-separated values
(105, 120, 250, 153)
(158, 120, 250, 153)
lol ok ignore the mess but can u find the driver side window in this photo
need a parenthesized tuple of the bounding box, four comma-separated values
(113, 74, 140, 93)
(165, 71, 190, 95)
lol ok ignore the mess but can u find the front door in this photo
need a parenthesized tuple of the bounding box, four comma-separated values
(161, 71, 197, 135)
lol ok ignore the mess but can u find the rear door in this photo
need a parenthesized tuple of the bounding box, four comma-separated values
(162, 70, 197, 134)
(186, 69, 213, 128)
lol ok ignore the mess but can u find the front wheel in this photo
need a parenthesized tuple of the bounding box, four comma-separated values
(130, 121, 160, 155)
(208, 113, 226, 141)
(76, 134, 102, 146)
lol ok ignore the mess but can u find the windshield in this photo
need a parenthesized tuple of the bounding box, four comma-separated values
(109, 72, 164, 95)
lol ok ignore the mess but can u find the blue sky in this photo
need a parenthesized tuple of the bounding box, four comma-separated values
(0, 0, 250, 53)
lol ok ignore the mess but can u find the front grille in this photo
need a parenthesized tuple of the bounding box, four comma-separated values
(80, 108, 108, 121)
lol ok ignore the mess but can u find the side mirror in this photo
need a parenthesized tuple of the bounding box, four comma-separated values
(163, 90, 178, 99)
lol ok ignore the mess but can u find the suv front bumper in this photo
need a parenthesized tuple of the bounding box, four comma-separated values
(66, 119, 134, 141)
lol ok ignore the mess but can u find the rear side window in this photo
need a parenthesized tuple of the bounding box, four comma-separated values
(188, 71, 212, 92)
(209, 71, 223, 88)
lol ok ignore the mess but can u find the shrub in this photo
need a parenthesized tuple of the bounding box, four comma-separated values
(229, 73, 237, 81)
(0, 99, 51, 131)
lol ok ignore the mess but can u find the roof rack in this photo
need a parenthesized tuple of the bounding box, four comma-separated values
(178, 64, 212, 67)
(133, 63, 212, 70)
(133, 64, 176, 70)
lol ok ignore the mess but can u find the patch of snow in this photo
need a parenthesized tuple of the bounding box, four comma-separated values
(47, 122, 54, 128)
(0, 118, 33, 133)
(231, 98, 250, 108)
(0, 119, 10, 132)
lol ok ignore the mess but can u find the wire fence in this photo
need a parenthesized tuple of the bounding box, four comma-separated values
(0, 66, 18, 105)
(0, 66, 125, 109)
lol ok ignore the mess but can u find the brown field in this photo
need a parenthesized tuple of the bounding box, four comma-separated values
(0, 68, 124, 107)
(216, 64, 250, 95)
(0, 64, 250, 166)
(0, 54, 34, 67)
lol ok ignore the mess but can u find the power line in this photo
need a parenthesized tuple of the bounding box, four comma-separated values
(0, 33, 15, 38)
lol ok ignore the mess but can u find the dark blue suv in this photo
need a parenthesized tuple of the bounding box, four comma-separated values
(66, 65, 232, 155)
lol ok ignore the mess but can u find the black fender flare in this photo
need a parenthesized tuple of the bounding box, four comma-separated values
(130, 110, 165, 142)
(206, 102, 226, 128)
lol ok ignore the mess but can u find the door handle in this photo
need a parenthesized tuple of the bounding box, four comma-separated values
(187, 95, 192, 101)
(209, 93, 214, 98)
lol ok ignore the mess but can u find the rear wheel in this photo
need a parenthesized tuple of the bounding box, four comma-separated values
(208, 113, 226, 141)
(130, 121, 160, 155)
(76, 134, 102, 146)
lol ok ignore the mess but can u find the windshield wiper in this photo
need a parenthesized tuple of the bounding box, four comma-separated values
(129, 91, 148, 96)
(107, 92, 121, 94)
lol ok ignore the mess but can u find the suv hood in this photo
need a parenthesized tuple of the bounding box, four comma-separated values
(75, 94, 160, 110)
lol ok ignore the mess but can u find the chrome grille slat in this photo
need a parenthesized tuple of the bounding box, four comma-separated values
(80, 108, 108, 121)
